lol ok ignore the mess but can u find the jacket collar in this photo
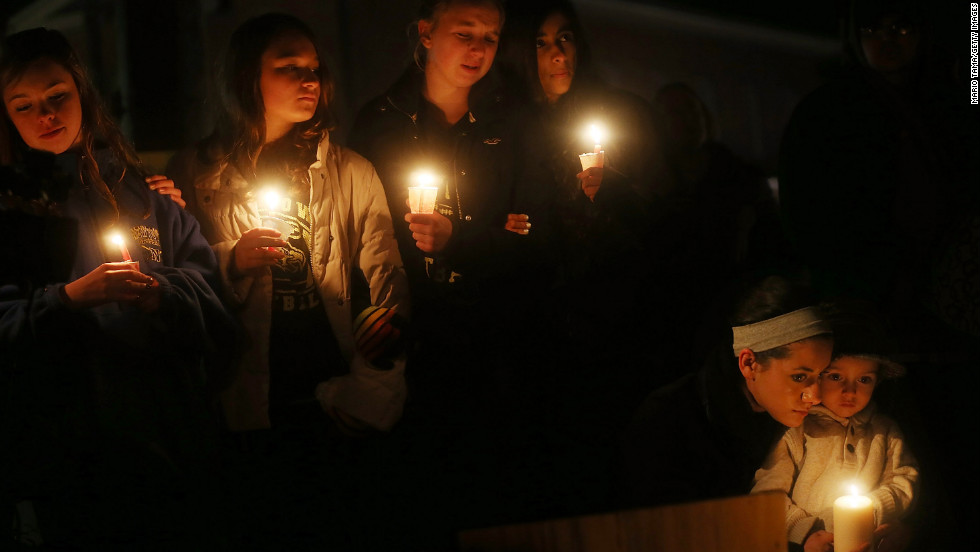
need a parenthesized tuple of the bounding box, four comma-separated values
(809, 402, 877, 427)
(383, 65, 503, 124)
(194, 134, 331, 189)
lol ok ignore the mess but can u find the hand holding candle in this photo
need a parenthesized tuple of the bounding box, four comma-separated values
(834, 485, 875, 552)
(109, 232, 133, 262)
(578, 123, 605, 171)
(258, 187, 292, 239)
(578, 122, 606, 201)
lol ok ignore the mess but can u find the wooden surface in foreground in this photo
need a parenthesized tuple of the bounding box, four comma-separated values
(458, 493, 786, 552)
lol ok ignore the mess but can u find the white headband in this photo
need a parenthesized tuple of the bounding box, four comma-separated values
(732, 306, 832, 356)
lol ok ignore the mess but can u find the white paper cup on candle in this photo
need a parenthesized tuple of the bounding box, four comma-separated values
(261, 217, 293, 239)
(408, 186, 438, 214)
(833, 490, 875, 552)
(579, 151, 604, 171)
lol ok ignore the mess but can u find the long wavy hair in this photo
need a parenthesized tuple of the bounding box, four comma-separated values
(0, 27, 147, 220)
(211, 13, 335, 189)
(497, 0, 595, 106)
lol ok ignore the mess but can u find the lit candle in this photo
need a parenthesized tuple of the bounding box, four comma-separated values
(590, 123, 603, 154)
(260, 187, 282, 212)
(408, 170, 438, 214)
(109, 232, 132, 262)
(257, 186, 292, 240)
(833, 485, 875, 552)
(579, 123, 605, 171)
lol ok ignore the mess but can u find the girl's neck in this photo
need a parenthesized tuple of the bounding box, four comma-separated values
(423, 72, 471, 125)
(264, 120, 292, 146)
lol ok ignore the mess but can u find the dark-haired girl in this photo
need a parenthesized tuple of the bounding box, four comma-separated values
(1, 27, 232, 547)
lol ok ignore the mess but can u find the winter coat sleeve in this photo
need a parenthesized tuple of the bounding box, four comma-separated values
(752, 427, 820, 545)
(315, 154, 410, 432)
(868, 420, 919, 526)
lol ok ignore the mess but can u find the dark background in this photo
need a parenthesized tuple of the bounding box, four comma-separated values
(2, 0, 976, 545)
(1, 0, 853, 174)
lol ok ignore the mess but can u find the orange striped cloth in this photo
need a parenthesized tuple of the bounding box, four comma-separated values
(353, 306, 405, 363)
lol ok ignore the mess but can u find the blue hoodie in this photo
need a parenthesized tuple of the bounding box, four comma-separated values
(0, 149, 236, 538)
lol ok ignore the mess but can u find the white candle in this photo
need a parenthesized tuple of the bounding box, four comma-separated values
(589, 123, 603, 154)
(109, 232, 132, 262)
(408, 170, 438, 214)
(579, 123, 605, 170)
(833, 485, 874, 552)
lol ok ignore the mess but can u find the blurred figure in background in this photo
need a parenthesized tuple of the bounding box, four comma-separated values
(778, 0, 979, 547)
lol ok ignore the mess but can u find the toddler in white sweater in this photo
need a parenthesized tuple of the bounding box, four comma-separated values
(752, 306, 918, 552)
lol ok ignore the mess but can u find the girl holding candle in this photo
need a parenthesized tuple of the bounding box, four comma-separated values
(496, 0, 673, 516)
(168, 12, 409, 435)
(348, 0, 544, 536)
(0, 28, 234, 547)
(166, 13, 409, 548)
(751, 302, 919, 552)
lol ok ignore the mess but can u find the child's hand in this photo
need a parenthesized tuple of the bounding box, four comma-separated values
(874, 522, 912, 552)
(803, 530, 834, 552)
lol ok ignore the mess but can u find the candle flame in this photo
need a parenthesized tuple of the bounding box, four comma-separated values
(109, 233, 124, 247)
(411, 170, 437, 187)
(588, 123, 605, 146)
(849, 484, 860, 496)
(260, 188, 282, 210)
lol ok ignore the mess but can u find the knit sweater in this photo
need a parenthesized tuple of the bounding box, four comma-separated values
(751, 403, 919, 545)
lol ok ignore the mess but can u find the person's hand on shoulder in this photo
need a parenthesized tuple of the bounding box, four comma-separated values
(146, 175, 185, 209)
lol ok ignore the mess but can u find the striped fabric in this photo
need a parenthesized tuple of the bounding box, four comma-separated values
(353, 306, 402, 362)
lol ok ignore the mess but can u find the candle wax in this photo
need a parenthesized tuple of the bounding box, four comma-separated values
(833, 494, 874, 552)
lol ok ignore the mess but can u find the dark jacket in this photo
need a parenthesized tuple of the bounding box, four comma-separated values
(1, 150, 233, 545)
(621, 345, 785, 508)
(348, 68, 522, 331)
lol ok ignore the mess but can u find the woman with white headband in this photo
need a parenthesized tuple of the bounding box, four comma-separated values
(621, 275, 833, 508)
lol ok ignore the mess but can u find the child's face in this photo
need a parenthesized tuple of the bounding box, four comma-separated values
(820, 356, 878, 418)
(3, 58, 83, 155)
